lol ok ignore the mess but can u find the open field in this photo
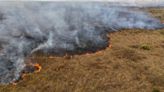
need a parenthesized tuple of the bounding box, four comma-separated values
(0, 8, 163, 92)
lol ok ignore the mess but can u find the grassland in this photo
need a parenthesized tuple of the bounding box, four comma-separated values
(0, 8, 163, 92)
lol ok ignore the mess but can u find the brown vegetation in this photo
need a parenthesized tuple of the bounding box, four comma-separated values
(0, 8, 163, 92)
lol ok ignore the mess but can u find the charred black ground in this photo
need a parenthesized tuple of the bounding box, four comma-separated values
(0, 2, 164, 84)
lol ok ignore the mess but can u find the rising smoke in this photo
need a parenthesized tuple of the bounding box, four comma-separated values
(0, 2, 163, 84)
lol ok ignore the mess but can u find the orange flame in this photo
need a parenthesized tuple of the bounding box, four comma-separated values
(109, 44, 112, 48)
(12, 82, 17, 86)
(11, 60, 42, 85)
(33, 63, 42, 73)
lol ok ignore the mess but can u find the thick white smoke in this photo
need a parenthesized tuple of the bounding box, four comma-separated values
(0, 2, 163, 84)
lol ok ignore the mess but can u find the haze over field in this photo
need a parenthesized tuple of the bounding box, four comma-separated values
(104, 0, 164, 7)
(0, 2, 163, 84)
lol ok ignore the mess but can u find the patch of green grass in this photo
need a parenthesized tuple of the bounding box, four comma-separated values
(152, 88, 160, 92)
(159, 30, 164, 35)
(130, 44, 151, 50)
(112, 48, 146, 62)
(140, 44, 151, 50)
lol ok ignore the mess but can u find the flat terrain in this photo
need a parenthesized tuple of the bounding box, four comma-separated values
(0, 8, 164, 92)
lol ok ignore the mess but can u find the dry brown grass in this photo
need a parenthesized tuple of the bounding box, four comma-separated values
(0, 8, 163, 92)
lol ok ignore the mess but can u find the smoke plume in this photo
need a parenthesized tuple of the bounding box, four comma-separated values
(0, 2, 163, 84)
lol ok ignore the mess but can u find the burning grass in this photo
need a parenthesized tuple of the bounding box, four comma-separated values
(0, 8, 163, 92)
(0, 28, 162, 92)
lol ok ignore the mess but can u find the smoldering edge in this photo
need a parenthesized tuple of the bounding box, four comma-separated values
(0, 2, 163, 84)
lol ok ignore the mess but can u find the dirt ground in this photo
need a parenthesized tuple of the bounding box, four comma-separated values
(0, 8, 163, 92)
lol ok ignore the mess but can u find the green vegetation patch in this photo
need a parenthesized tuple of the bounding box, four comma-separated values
(152, 88, 160, 92)
(112, 47, 146, 62)
(130, 44, 152, 50)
